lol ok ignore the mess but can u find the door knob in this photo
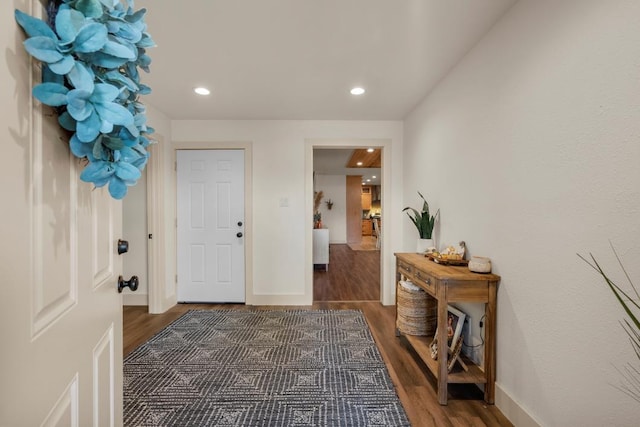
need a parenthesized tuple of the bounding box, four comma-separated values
(117, 239, 129, 255)
(118, 275, 139, 293)
(237, 232, 243, 238)
(237, 221, 243, 227)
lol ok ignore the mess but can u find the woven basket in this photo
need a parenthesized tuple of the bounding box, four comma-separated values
(396, 281, 437, 336)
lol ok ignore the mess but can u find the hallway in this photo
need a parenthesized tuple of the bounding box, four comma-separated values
(313, 243, 380, 302)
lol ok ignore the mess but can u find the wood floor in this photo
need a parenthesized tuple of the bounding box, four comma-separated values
(313, 243, 380, 301)
(123, 244, 512, 426)
(124, 303, 512, 426)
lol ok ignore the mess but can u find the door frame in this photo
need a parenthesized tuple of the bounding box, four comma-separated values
(147, 141, 253, 312)
(305, 139, 393, 305)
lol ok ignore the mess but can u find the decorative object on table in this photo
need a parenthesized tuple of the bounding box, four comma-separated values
(124, 309, 411, 426)
(396, 280, 436, 336)
(403, 191, 439, 253)
(468, 256, 492, 273)
(578, 244, 640, 403)
(430, 305, 466, 352)
(14, 0, 155, 199)
(427, 241, 467, 265)
(325, 199, 333, 210)
(313, 190, 324, 228)
(429, 335, 466, 373)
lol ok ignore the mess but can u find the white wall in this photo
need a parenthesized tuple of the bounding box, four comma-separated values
(403, 1, 640, 426)
(315, 174, 346, 243)
(171, 121, 403, 305)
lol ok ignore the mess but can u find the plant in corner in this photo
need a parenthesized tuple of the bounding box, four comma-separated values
(578, 245, 640, 403)
(14, 0, 155, 199)
(403, 191, 439, 252)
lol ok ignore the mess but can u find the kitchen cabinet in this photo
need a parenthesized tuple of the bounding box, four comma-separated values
(361, 186, 372, 210)
(361, 219, 372, 236)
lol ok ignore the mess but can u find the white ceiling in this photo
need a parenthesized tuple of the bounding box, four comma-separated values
(135, 0, 516, 121)
(313, 148, 381, 184)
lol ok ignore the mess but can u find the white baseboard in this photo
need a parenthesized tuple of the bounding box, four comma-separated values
(496, 383, 541, 427)
(123, 292, 148, 306)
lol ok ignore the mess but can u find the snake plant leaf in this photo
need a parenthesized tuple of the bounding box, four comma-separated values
(75, 0, 104, 18)
(48, 54, 76, 75)
(55, 5, 87, 43)
(76, 110, 101, 142)
(23, 37, 64, 63)
(67, 62, 94, 92)
(14, 10, 57, 39)
(74, 23, 108, 53)
(67, 89, 94, 121)
(32, 83, 69, 107)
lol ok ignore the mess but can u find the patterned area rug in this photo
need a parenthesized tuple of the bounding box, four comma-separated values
(124, 310, 409, 426)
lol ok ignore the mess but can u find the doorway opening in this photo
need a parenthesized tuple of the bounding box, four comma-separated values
(312, 147, 382, 302)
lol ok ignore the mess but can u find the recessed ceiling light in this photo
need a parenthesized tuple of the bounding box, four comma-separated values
(362, 182, 365, 185)
(350, 87, 365, 95)
(194, 87, 210, 96)
(366, 179, 371, 182)
(367, 148, 374, 153)
(356, 161, 363, 166)
(372, 176, 377, 179)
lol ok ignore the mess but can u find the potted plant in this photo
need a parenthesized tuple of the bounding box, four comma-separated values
(313, 191, 324, 228)
(403, 191, 439, 252)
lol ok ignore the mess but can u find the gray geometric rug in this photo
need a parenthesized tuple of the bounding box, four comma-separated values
(124, 310, 410, 426)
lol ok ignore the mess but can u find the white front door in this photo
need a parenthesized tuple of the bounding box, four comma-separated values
(1, 42, 124, 426)
(177, 149, 245, 303)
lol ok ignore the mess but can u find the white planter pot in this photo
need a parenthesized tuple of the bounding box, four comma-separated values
(416, 238, 434, 253)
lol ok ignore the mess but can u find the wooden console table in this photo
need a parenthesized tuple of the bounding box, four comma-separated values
(394, 253, 500, 405)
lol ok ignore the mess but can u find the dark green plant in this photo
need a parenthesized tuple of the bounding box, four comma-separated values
(578, 244, 640, 403)
(402, 191, 439, 239)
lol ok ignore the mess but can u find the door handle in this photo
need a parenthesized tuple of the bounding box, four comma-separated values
(236, 232, 243, 238)
(118, 275, 139, 293)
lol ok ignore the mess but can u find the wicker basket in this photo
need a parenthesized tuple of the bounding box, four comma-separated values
(396, 280, 437, 336)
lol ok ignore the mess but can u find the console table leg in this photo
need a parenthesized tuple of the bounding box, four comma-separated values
(437, 294, 449, 405)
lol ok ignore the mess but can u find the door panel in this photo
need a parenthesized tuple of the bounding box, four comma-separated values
(1, 3, 123, 422)
(177, 149, 245, 303)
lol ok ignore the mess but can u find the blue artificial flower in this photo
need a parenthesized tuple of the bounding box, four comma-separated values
(15, 0, 155, 200)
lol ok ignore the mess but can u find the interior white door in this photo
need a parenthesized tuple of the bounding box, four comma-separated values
(1, 45, 124, 426)
(177, 149, 245, 303)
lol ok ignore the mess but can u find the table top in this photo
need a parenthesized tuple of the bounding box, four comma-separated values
(395, 252, 500, 282)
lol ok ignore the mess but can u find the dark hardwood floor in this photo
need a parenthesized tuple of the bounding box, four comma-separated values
(313, 243, 380, 301)
(124, 301, 513, 426)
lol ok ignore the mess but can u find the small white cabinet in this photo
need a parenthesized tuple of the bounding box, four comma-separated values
(312, 229, 329, 270)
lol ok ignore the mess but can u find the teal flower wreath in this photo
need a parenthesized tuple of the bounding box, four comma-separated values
(15, 0, 155, 199)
